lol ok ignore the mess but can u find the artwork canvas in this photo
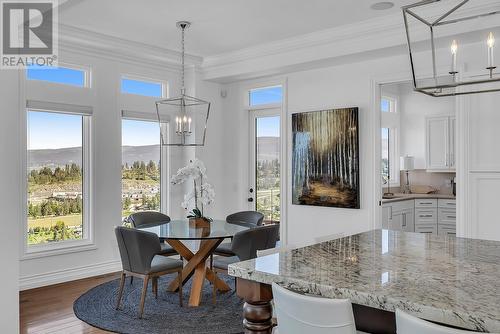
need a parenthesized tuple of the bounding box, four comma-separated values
(292, 107, 360, 209)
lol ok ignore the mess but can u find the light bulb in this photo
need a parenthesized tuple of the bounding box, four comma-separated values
(183, 116, 187, 122)
(487, 32, 495, 48)
(450, 40, 458, 55)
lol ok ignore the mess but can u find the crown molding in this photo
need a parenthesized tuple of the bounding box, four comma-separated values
(201, 0, 500, 82)
(58, 24, 203, 71)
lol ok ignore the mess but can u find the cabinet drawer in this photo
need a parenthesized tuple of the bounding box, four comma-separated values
(415, 223, 438, 234)
(438, 224, 456, 237)
(415, 199, 437, 208)
(438, 199, 456, 209)
(415, 208, 437, 224)
(438, 208, 456, 223)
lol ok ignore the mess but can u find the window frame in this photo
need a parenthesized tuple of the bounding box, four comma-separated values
(26, 62, 91, 88)
(22, 107, 94, 259)
(121, 113, 169, 216)
(380, 94, 400, 186)
(120, 75, 167, 98)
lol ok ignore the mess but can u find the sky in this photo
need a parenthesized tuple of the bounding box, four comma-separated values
(27, 67, 281, 149)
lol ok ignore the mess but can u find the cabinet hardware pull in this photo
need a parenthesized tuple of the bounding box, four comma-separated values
(420, 215, 432, 218)
(447, 216, 456, 219)
(420, 202, 433, 204)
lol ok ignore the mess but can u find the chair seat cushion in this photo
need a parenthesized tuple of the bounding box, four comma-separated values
(158, 242, 178, 256)
(214, 242, 235, 257)
(148, 255, 183, 274)
(213, 255, 240, 270)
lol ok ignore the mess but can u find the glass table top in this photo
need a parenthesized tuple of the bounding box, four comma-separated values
(137, 219, 249, 240)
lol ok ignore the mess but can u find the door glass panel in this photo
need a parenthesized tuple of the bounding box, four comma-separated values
(255, 116, 280, 223)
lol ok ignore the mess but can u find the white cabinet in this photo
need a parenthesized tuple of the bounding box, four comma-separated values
(382, 198, 455, 235)
(383, 200, 414, 232)
(426, 116, 455, 171)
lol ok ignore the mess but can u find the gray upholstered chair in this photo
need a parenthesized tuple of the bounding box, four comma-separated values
(126, 211, 177, 257)
(213, 211, 265, 257)
(115, 226, 183, 318)
(212, 224, 279, 303)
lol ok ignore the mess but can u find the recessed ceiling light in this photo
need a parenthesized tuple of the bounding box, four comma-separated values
(370, 2, 395, 10)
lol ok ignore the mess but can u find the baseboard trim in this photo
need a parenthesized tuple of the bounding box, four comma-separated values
(20, 260, 122, 291)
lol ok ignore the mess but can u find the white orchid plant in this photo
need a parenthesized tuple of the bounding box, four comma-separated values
(171, 159, 215, 221)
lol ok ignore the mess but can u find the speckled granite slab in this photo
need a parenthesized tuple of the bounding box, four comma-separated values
(228, 229, 500, 332)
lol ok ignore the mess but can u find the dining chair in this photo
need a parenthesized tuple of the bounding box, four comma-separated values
(126, 211, 178, 257)
(114, 226, 183, 318)
(396, 309, 495, 334)
(213, 211, 265, 257)
(212, 224, 279, 303)
(271, 282, 360, 334)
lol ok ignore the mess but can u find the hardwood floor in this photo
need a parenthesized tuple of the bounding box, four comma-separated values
(20, 273, 120, 334)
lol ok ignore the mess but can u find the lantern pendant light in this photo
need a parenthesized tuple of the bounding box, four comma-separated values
(156, 21, 211, 146)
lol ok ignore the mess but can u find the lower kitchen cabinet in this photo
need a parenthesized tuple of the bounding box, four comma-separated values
(382, 198, 456, 235)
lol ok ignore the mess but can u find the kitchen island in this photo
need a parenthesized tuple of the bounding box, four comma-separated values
(229, 229, 500, 333)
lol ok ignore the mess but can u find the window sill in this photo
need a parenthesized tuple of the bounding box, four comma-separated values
(21, 240, 96, 260)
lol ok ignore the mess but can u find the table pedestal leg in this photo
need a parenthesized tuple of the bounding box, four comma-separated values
(236, 278, 274, 334)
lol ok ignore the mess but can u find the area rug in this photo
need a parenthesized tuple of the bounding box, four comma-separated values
(73, 275, 244, 334)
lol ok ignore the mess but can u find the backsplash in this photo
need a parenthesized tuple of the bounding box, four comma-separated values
(383, 170, 455, 195)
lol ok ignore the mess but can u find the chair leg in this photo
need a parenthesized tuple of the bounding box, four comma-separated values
(212, 270, 217, 305)
(210, 254, 213, 270)
(178, 271, 183, 307)
(152, 277, 158, 299)
(115, 272, 126, 310)
(138, 276, 150, 319)
(130, 276, 134, 285)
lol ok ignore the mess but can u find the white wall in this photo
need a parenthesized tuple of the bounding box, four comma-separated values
(218, 55, 416, 246)
(0, 69, 21, 333)
(397, 82, 455, 169)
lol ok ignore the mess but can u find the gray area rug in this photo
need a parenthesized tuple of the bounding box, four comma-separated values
(73, 275, 244, 334)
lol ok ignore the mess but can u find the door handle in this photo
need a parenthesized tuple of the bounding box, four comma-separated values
(247, 197, 254, 202)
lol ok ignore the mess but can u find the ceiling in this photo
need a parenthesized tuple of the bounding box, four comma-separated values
(59, 0, 417, 57)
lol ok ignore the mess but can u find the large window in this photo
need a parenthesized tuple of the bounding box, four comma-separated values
(381, 95, 399, 186)
(27, 110, 89, 246)
(26, 65, 88, 87)
(121, 118, 162, 219)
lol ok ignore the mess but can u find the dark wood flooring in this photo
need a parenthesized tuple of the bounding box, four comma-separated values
(20, 273, 120, 334)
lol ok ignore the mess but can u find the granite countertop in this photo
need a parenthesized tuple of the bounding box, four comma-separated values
(228, 230, 500, 332)
(382, 193, 456, 204)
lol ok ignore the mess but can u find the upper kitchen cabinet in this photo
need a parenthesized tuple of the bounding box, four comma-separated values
(426, 116, 456, 171)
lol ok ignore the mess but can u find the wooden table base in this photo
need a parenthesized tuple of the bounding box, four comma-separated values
(166, 238, 231, 307)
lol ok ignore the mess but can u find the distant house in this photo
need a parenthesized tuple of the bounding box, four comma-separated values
(51, 192, 82, 200)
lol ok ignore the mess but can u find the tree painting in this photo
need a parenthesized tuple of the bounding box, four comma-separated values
(292, 108, 359, 209)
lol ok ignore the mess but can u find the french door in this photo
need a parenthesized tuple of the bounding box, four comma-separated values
(249, 108, 281, 223)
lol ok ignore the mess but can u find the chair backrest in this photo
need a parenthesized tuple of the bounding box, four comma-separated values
(226, 211, 264, 227)
(231, 224, 279, 261)
(115, 226, 161, 274)
(272, 283, 357, 334)
(396, 310, 490, 334)
(126, 211, 170, 228)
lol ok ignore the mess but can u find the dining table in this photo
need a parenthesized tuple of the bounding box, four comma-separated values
(138, 219, 249, 307)
(228, 229, 500, 334)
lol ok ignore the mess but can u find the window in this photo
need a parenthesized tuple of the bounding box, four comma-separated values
(381, 128, 399, 185)
(121, 77, 164, 97)
(26, 65, 87, 87)
(121, 118, 162, 219)
(27, 110, 90, 247)
(249, 86, 283, 106)
(381, 97, 396, 113)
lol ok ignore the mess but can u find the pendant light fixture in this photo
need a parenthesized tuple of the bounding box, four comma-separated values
(156, 21, 210, 146)
(402, 0, 500, 97)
